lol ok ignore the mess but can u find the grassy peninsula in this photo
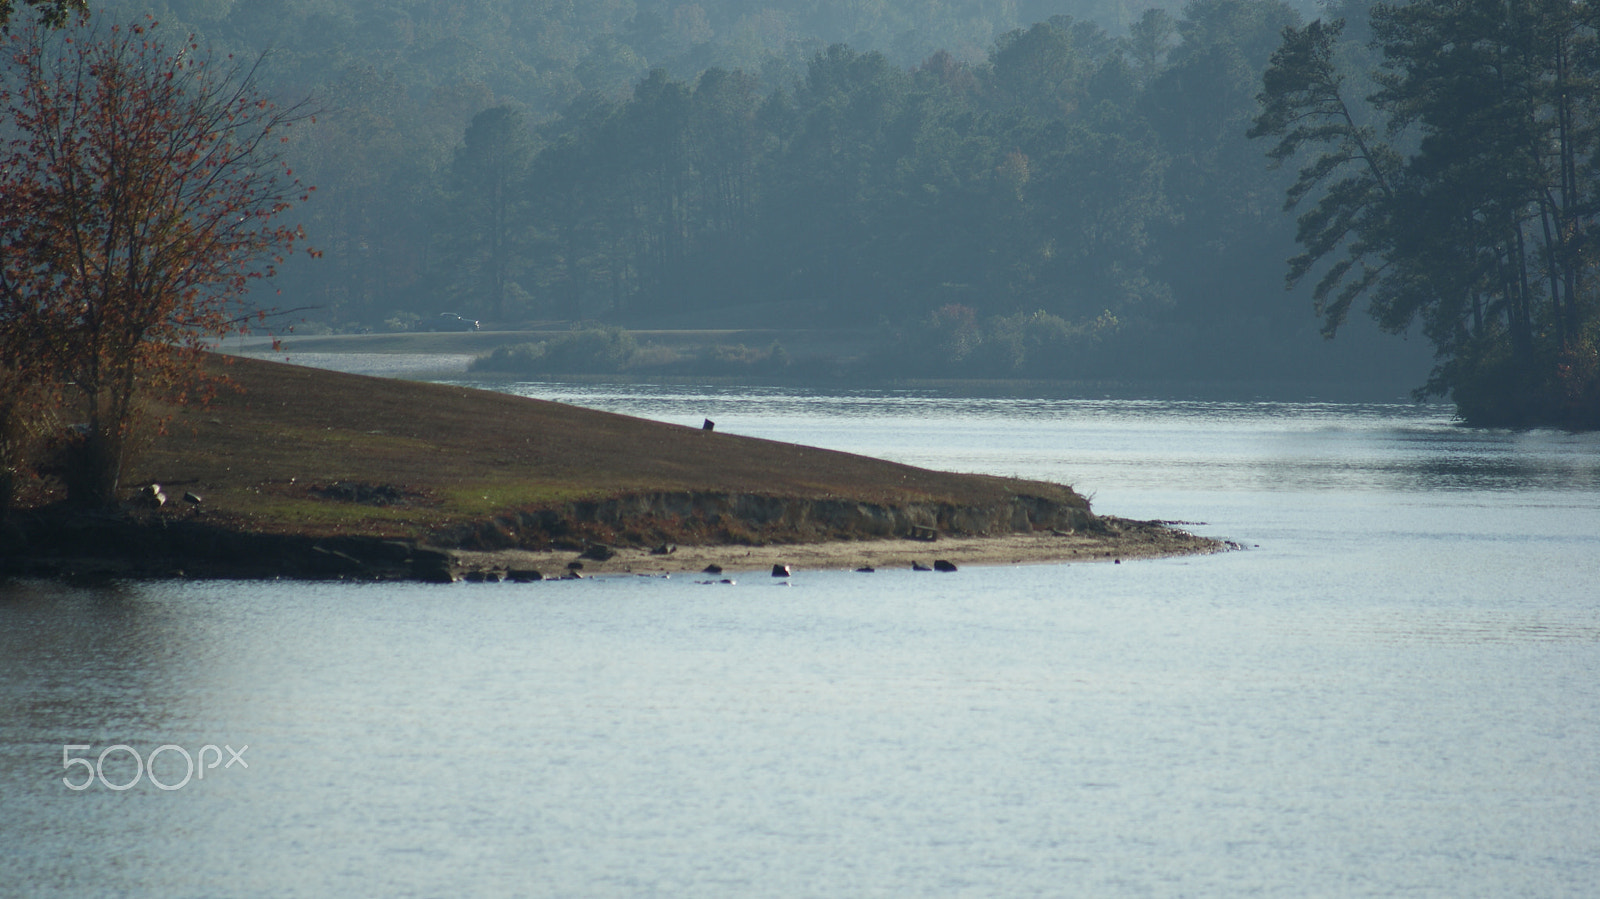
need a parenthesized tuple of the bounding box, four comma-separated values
(4, 355, 1220, 580)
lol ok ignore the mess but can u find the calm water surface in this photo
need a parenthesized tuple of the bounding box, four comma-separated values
(2, 383, 1597, 897)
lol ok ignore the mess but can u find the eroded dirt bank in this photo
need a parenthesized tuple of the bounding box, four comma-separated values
(435, 489, 1098, 551)
(1, 490, 1224, 582)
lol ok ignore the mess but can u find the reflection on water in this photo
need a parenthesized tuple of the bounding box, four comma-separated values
(3, 389, 1598, 898)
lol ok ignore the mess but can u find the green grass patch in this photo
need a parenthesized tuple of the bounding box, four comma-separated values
(436, 481, 603, 514)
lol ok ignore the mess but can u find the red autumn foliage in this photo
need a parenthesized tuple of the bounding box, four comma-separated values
(0, 13, 314, 507)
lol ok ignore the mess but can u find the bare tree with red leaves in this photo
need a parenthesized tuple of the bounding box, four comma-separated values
(0, 13, 314, 507)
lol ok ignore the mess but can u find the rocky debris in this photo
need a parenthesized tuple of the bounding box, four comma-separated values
(650, 543, 677, 555)
(579, 543, 616, 561)
(183, 491, 203, 505)
(771, 564, 791, 577)
(702, 563, 723, 574)
(933, 559, 958, 572)
(912, 561, 932, 571)
(135, 484, 167, 509)
(411, 548, 456, 583)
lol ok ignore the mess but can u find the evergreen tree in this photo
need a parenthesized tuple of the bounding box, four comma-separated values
(447, 105, 537, 322)
(1254, 0, 1600, 427)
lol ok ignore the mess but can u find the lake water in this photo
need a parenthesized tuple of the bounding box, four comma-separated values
(3, 380, 1598, 897)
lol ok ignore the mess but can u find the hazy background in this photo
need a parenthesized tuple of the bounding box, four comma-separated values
(86, 0, 1429, 392)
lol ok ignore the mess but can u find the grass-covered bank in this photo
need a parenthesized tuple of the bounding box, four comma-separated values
(1, 354, 1219, 580)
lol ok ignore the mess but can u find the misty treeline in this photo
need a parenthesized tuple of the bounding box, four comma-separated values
(252, 0, 1337, 380)
(80, 0, 1349, 381)
(74, 0, 1596, 425)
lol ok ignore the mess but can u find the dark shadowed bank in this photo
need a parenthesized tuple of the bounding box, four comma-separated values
(0, 355, 1223, 581)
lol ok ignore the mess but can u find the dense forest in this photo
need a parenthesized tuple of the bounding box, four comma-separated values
(25, 0, 1599, 424)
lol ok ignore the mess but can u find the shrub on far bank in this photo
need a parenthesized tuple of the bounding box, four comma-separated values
(470, 327, 638, 375)
(384, 313, 422, 332)
(470, 328, 794, 378)
(885, 305, 1120, 379)
(688, 342, 791, 377)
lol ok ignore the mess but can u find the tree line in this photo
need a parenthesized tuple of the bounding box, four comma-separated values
(79, 0, 1377, 391)
(7, 0, 1596, 436)
(1253, 0, 1600, 428)
(276, 0, 1353, 387)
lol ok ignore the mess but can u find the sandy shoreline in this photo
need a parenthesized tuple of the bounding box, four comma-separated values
(452, 518, 1232, 578)
(1, 515, 1229, 582)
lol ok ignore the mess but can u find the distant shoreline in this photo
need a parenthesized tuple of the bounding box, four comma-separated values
(225, 330, 1429, 404)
